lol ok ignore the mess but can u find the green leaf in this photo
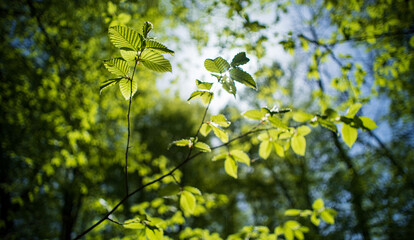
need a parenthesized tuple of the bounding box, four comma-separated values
(312, 198, 324, 211)
(291, 135, 306, 156)
(284, 228, 294, 240)
(103, 58, 130, 76)
(100, 78, 122, 93)
(210, 125, 228, 143)
(119, 78, 138, 100)
(183, 186, 201, 195)
(243, 110, 266, 120)
(211, 114, 231, 127)
(346, 103, 362, 118)
(297, 125, 311, 136)
(285, 220, 300, 229)
(342, 124, 358, 148)
(320, 210, 335, 224)
(171, 139, 190, 147)
(204, 57, 230, 73)
(108, 26, 143, 51)
(142, 21, 153, 38)
(180, 191, 196, 214)
(194, 141, 211, 152)
(224, 157, 238, 178)
(124, 220, 145, 229)
(120, 50, 138, 62)
(140, 50, 172, 72)
(229, 67, 257, 89)
(274, 142, 285, 157)
(212, 152, 227, 161)
(145, 40, 174, 55)
(188, 91, 213, 105)
(310, 213, 320, 226)
(275, 226, 284, 236)
(231, 52, 250, 67)
(259, 140, 272, 159)
(159, 183, 181, 197)
(294, 230, 305, 240)
(230, 150, 250, 166)
(359, 116, 377, 130)
(145, 227, 163, 240)
(318, 119, 338, 133)
(200, 123, 212, 136)
(285, 209, 301, 216)
(196, 79, 213, 90)
(221, 75, 237, 96)
(268, 116, 288, 130)
(293, 112, 314, 122)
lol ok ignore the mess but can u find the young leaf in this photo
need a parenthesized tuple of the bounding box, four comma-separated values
(146, 227, 163, 240)
(210, 125, 228, 143)
(103, 58, 130, 76)
(293, 112, 314, 122)
(294, 230, 305, 240)
(346, 103, 362, 118)
(171, 139, 190, 147)
(180, 191, 196, 214)
(211, 114, 231, 127)
(140, 50, 172, 72)
(145, 40, 174, 55)
(224, 157, 238, 178)
(341, 124, 358, 148)
(200, 123, 212, 136)
(124, 220, 145, 229)
(231, 52, 250, 67)
(230, 150, 250, 166)
(142, 21, 153, 38)
(183, 186, 202, 195)
(359, 116, 377, 130)
(196, 79, 213, 90)
(273, 142, 285, 157)
(119, 78, 138, 100)
(318, 119, 338, 133)
(100, 78, 122, 93)
(212, 152, 228, 161)
(221, 75, 237, 96)
(120, 50, 138, 62)
(320, 210, 335, 224)
(297, 125, 311, 136)
(204, 57, 230, 73)
(291, 135, 306, 156)
(312, 198, 324, 211)
(285, 209, 301, 216)
(194, 142, 211, 152)
(108, 26, 143, 51)
(243, 110, 266, 120)
(229, 67, 257, 89)
(188, 91, 213, 105)
(310, 213, 320, 226)
(268, 116, 288, 130)
(259, 140, 272, 159)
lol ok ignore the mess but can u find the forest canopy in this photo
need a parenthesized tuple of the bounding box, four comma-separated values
(1, 0, 413, 239)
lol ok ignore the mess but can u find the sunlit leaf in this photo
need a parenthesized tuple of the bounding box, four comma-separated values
(119, 78, 138, 100)
(124, 219, 145, 229)
(285, 209, 301, 216)
(224, 157, 238, 178)
(318, 119, 338, 133)
(180, 191, 196, 214)
(284, 228, 294, 240)
(142, 21, 153, 38)
(359, 116, 377, 130)
(273, 142, 285, 157)
(211, 114, 231, 127)
(294, 230, 304, 240)
(100, 78, 122, 93)
(342, 124, 358, 148)
(297, 125, 311, 136)
(210, 125, 228, 143)
(108, 25, 143, 51)
(120, 49, 138, 62)
(259, 140, 272, 159)
(103, 58, 130, 76)
(291, 135, 306, 156)
(171, 139, 190, 147)
(183, 186, 201, 195)
(293, 112, 314, 122)
(320, 210, 335, 224)
(268, 116, 288, 129)
(212, 152, 227, 161)
(230, 150, 250, 166)
(310, 213, 320, 226)
(204, 57, 230, 73)
(196, 79, 213, 90)
(231, 52, 250, 67)
(200, 123, 212, 136)
(285, 220, 300, 229)
(229, 67, 257, 89)
(194, 141, 211, 152)
(145, 40, 174, 55)
(346, 103, 362, 118)
(243, 110, 266, 120)
(275, 226, 284, 236)
(145, 226, 163, 240)
(140, 50, 172, 72)
(221, 75, 237, 96)
(187, 91, 213, 105)
(312, 198, 324, 211)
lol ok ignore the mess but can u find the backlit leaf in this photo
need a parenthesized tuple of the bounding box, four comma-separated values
(145, 40, 174, 55)
(140, 50, 172, 72)
(230, 150, 250, 166)
(285, 209, 301, 216)
(103, 58, 130, 76)
(183, 186, 201, 195)
(120, 49, 138, 62)
(259, 140, 272, 159)
(291, 135, 306, 156)
(204, 57, 230, 73)
(243, 110, 266, 120)
(221, 75, 237, 96)
(229, 67, 257, 89)
(210, 125, 228, 143)
(108, 26, 143, 51)
(319, 119, 338, 133)
(342, 124, 358, 148)
(212, 152, 227, 161)
(180, 191, 196, 214)
(359, 116, 377, 130)
(119, 78, 138, 100)
(211, 114, 231, 127)
(320, 210, 335, 224)
(297, 125, 311, 136)
(200, 123, 212, 136)
(196, 79, 213, 90)
(312, 198, 324, 211)
(311, 213, 320, 226)
(224, 157, 238, 178)
(274, 142, 285, 157)
(231, 52, 250, 67)
(293, 112, 314, 122)
(194, 142, 211, 152)
(346, 103, 362, 118)
(142, 21, 153, 38)
(100, 78, 122, 93)
(268, 116, 288, 130)
(159, 183, 180, 197)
